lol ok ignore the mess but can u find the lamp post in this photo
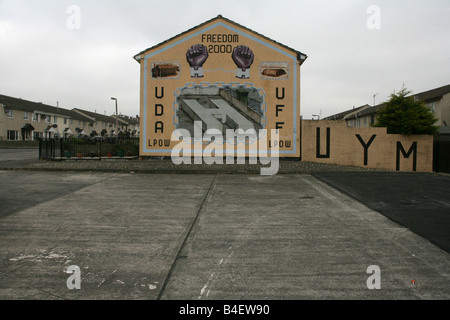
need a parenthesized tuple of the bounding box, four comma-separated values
(111, 97, 118, 142)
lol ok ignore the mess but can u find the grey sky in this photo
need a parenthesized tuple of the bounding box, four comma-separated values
(1, 0, 449, 119)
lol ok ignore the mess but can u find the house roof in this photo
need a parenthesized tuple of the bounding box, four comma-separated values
(0, 94, 90, 121)
(356, 103, 386, 118)
(412, 84, 450, 102)
(72, 108, 126, 125)
(133, 15, 307, 64)
(1, 94, 139, 124)
(323, 105, 370, 120)
(118, 115, 139, 126)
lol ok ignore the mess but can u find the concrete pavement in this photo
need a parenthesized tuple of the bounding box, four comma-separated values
(0, 171, 449, 300)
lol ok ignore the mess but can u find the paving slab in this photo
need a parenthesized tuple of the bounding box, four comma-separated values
(160, 174, 450, 300)
(0, 173, 213, 300)
(0, 172, 449, 300)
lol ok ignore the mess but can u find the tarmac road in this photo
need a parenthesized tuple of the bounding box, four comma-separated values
(0, 170, 449, 300)
(0, 171, 115, 219)
(0, 148, 39, 169)
(313, 172, 450, 254)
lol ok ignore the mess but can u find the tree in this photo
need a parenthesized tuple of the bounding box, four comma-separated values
(373, 87, 439, 135)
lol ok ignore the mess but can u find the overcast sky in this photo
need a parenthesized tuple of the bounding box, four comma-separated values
(1, 0, 449, 119)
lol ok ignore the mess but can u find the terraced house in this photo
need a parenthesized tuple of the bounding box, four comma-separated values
(323, 84, 450, 134)
(72, 108, 135, 139)
(0, 94, 139, 141)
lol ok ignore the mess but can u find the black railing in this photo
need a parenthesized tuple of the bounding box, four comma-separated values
(39, 137, 140, 160)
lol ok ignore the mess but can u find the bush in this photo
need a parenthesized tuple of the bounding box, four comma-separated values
(373, 87, 439, 135)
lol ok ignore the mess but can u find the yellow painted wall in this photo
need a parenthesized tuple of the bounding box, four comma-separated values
(301, 120, 434, 172)
(137, 17, 302, 157)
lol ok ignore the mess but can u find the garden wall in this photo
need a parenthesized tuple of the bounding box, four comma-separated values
(301, 120, 433, 172)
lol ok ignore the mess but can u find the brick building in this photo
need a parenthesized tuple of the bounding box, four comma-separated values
(0, 94, 139, 141)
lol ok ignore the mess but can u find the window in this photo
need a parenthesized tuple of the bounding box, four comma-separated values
(363, 117, 367, 126)
(32, 113, 39, 121)
(7, 130, 19, 141)
(5, 108, 13, 118)
(64, 117, 68, 125)
(33, 132, 43, 140)
(23, 112, 29, 120)
(70, 119, 74, 125)
(428, 102, 436, 113)
(46, 115, 51, 123)
(54, 116, 58, 123)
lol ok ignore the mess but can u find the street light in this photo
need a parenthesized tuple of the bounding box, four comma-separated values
(111, 97, 118, 142)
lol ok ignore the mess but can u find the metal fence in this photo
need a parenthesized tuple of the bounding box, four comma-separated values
(39, 137, 140, 160)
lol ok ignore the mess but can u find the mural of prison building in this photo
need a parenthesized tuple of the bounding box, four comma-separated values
(176, 86, 264, 136)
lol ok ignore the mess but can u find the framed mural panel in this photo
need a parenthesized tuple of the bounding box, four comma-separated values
(134, 15, 307, 158)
